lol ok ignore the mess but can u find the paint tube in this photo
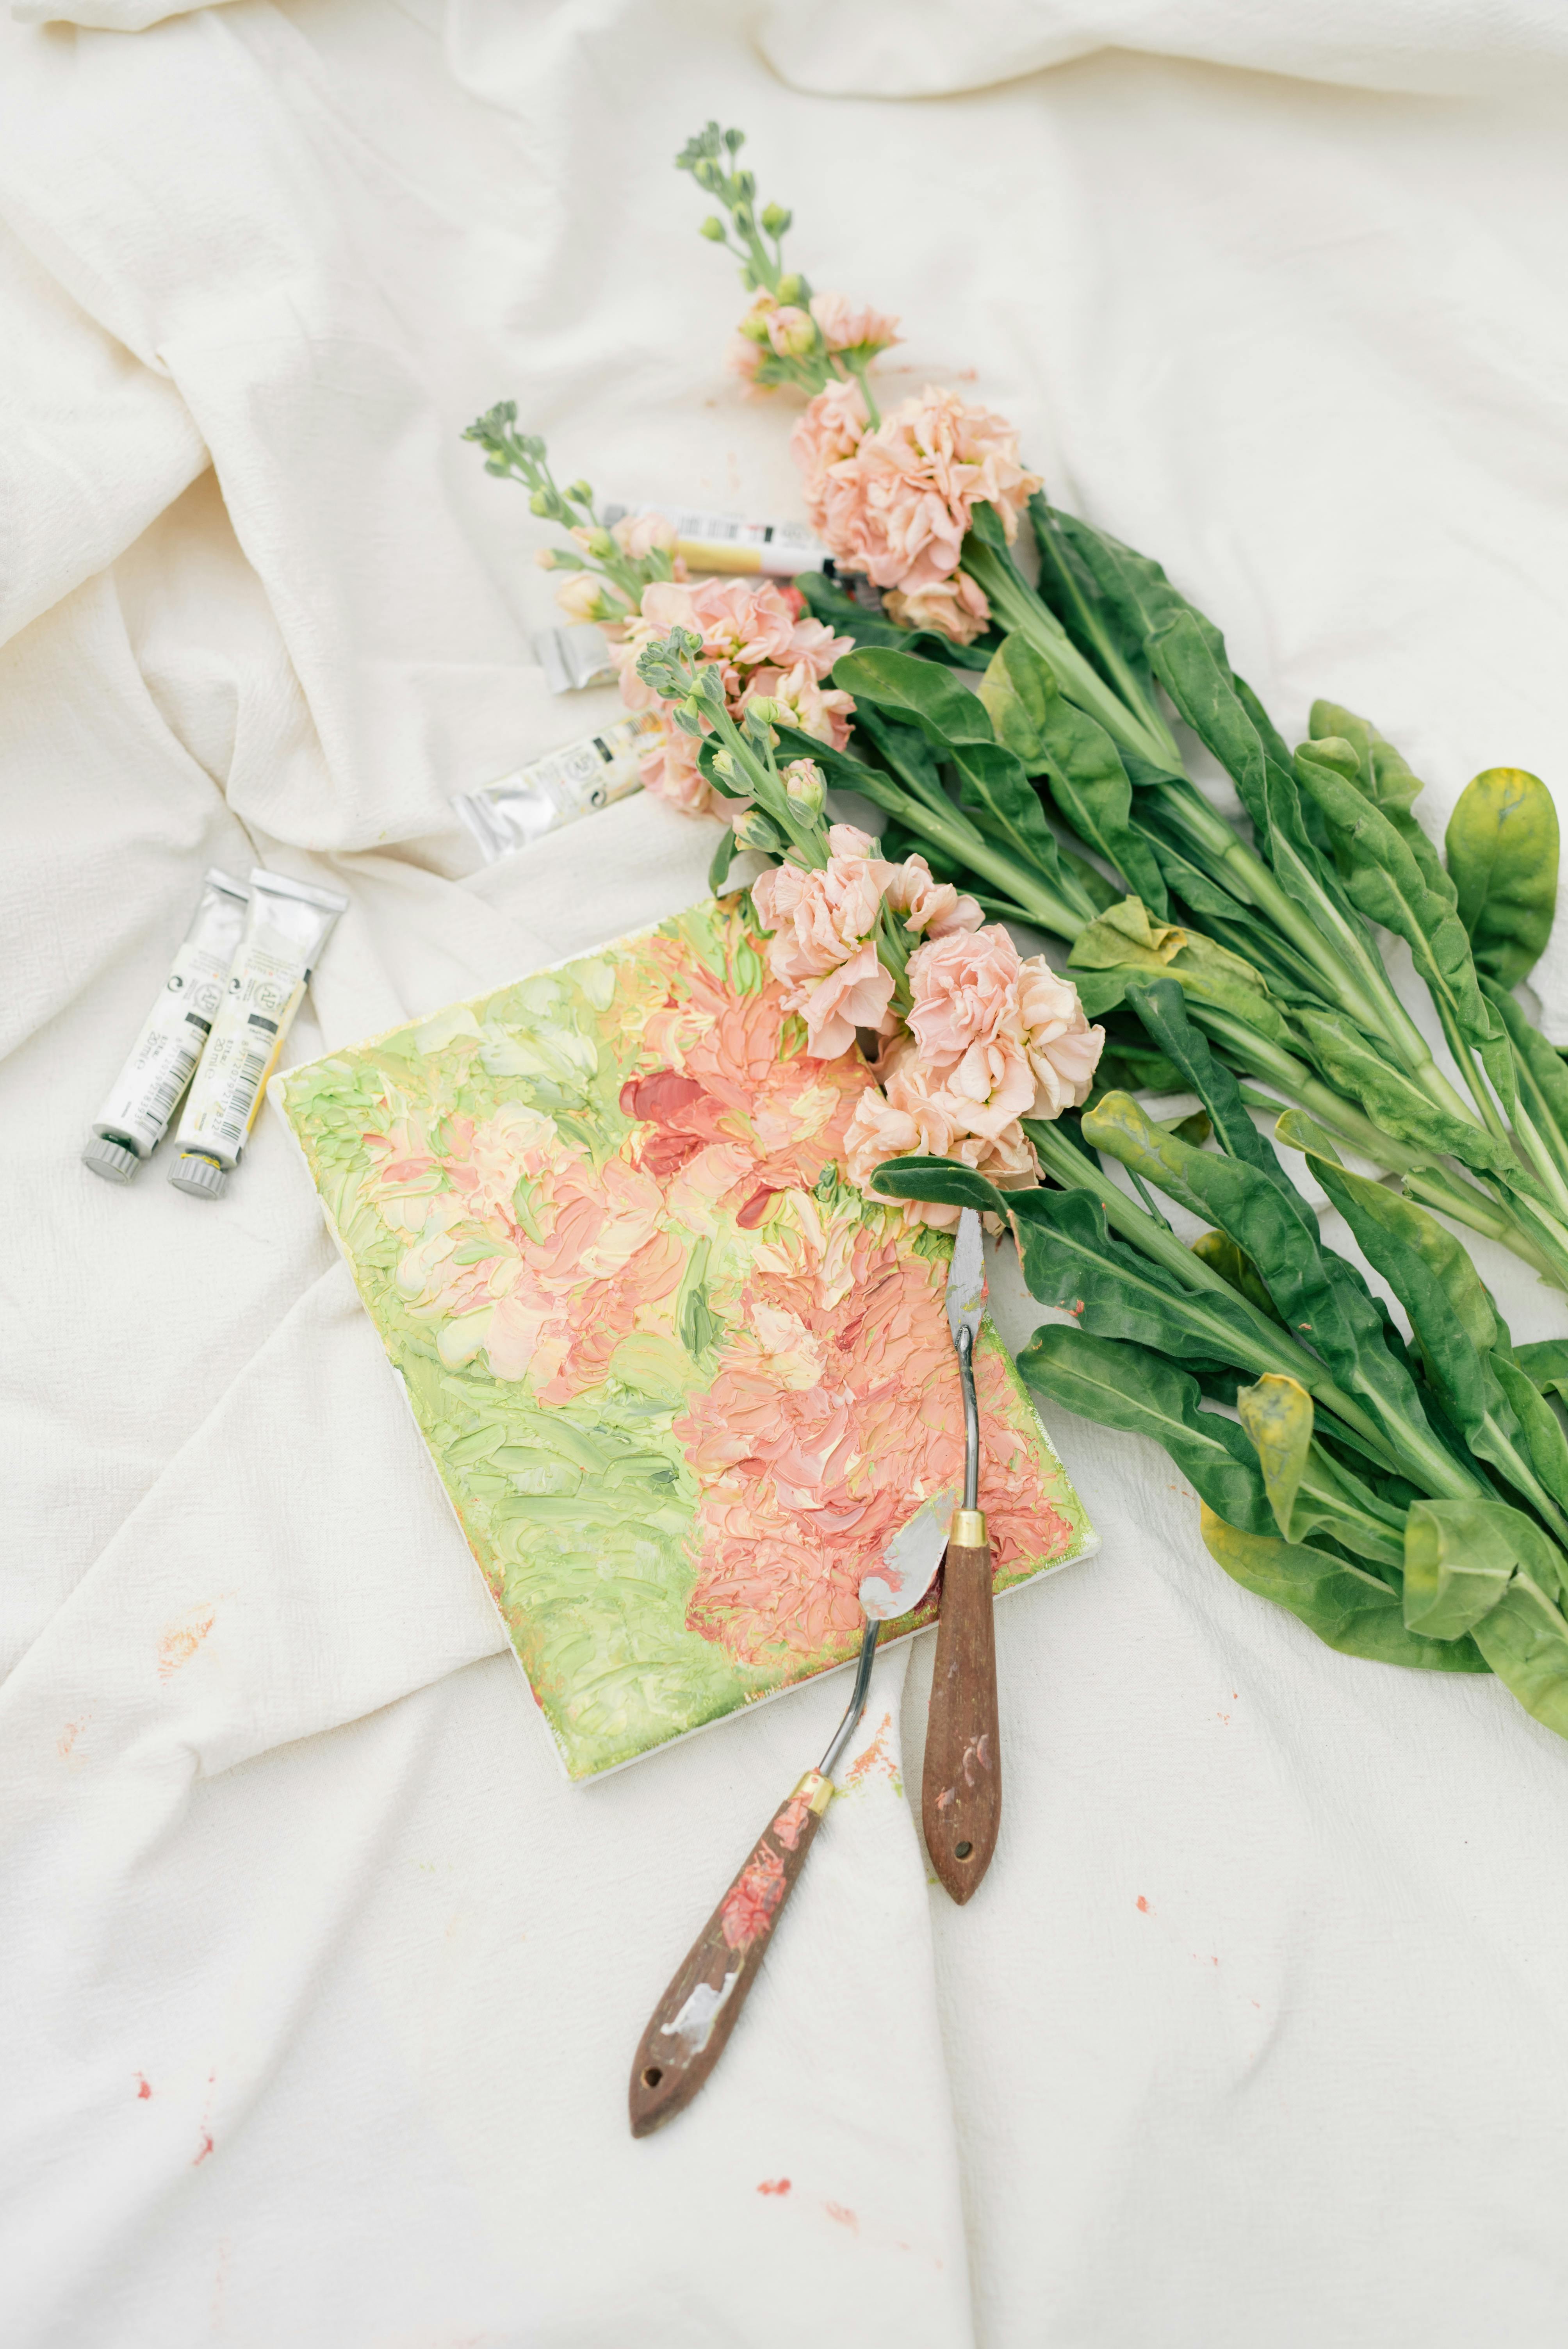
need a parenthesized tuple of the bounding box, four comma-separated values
(531, 620, 618, 695)
(453, 711, 660, 862)
(600, 502, 828, 578)
(82, 869, 251, 1184)
(167, 871, 347, 1201)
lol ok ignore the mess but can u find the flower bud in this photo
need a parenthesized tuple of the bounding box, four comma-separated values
(565, 479, 593, 505)
(744, 695, 782, 727)
(734, 806, 782, 853)
(761, 203, 792, 237)
(782, 759, 827, 816)
(699, 216, 726, 241)
(534, 547, 558, 570)
(529, 489, 552, 517)
(776, 272, 806, 305)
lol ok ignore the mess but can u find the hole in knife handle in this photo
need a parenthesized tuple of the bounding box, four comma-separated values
(641, 2066, 664, 2089)
(954, 1842, 974, 1861)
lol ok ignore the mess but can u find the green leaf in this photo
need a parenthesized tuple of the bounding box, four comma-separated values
(1445, 767, 1559, 987)
(1513, 1340, 1568, 1404)
(1017, 1326, 1274, 1535)
(1069, 900, 1299, 1050)
(980, 636, 1169, 915)
(1403, 1497, 1531, 1637)
(1200, 1504, 1490, 1674)
(707, 824, 738, 894)
(1123, 975, 1291, 1189)
(798, 569, 993, 670)
(1237, 1375, 1313, 1541)
(1491, 1354, 1568, 1537)
(1081, 1090, 1459, 1492)
(1308, 701, 1447, 893)
(832, 646, 995, 747)
(1288, 1004, 1516, 1177)
(950, 740, 1093, 903)
(1479, 974, 1568, 1191)
(1190, 1230, 1283, 1324)
(1472, 1578, 1568, 1738)
(1294, 736, 1510, 1101)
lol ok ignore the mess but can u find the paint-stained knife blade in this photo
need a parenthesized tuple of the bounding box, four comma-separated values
(924, 1207, 1001, 1903)
(629, 1485, 956, 2138)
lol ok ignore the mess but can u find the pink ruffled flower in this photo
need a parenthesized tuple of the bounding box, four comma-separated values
(1017, 958, 1106, 1115)
(844, 1050, 1037, 1230)
(883, 571, 992, 648)
(636, 721, 715, 817)
(610, 511, 676, 560)
(882, 859, 983, 940)
(739, 659, 855, 755)
(766, 304, 818, 359)
(810, 291, 902, 357)
(791, 379, 871, 534)
(809, 385, 1042, 594)
(752, 852, 886, 982)
(907, 924, 1024, 1070)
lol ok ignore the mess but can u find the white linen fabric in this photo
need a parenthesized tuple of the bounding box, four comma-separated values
(3, 4, 1568, 2344)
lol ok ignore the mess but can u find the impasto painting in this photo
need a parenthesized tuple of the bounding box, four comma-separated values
(279, 898, 1095, 1778)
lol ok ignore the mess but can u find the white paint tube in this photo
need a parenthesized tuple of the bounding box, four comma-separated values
(453, 711, 660, 862)
(82, 869, 251, 1185)
(531, 620, 618, 695)
(167, 870, 347, 1201)
(600, 502, 828, 578)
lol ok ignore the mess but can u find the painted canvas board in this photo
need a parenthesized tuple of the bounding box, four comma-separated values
(276, 897, 1097, 1779)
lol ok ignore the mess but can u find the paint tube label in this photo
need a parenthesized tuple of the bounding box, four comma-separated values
(601, 503, 827, 577)
(173, 871, 346, 1172)
(91, 871, 249, 1156)
(453, 711, 660, 863)
(183, 955, 307, 1159)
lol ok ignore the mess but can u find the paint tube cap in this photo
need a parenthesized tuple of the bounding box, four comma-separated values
(168, 1151, 228, 1201)
(82, 1135, 140, 1184)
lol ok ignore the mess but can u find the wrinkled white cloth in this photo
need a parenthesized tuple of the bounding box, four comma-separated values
(4, 5, 1568, 2346)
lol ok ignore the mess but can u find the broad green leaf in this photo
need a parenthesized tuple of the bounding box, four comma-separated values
(1124, 975, 1293, 1190)
(1446, 767, 1559, 987)
(707, 824, 738, 895)
(1472, 1579, 1568, 1738)
(1309, 700, 1449, 898)
(949, 740, 1091, 902)
(1017, 1326, 1274, 1535)
(1069, 900, 1298, 1049)
(1190, 1230, 1283, 1324)
(1491, 1355, 1568, 1538)
(845, 701, 955, 816)
(982, 636, 1169, 914)
(1082, 1090, 1459, 1492)
(1238, 1375, 1313, 1540)
(1199, 1504, 1490, 1674)
(1479, 975, 1568, 1191)
(1294, 736, 1511, 1102)
(1403, 1497, 1526, 1637)
(1513, 1339, 1568, 1403)
(831, 646, 996, 747)
(1288, 1003, 1516, 1176)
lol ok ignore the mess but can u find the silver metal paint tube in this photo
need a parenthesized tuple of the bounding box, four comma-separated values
(453, 711, 660, 862)
(531, 620, 618, 695)
(167, 870, 347, 1201)
(600, 503, 829, 578)
(82, 869, 251, 1185)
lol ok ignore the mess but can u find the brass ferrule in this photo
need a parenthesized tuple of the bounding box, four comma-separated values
(950, 1508, 987, 1548)
(794, 1768, 834, 1816)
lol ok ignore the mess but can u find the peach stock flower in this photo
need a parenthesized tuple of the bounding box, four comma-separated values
(609, 574, 854, 816)
(905, 926, 1104, 1137)
(883, 571, 993, 648)
(791, 378, 872, 532)
(809, 291, 902, 357)
(843, 1037, 1037, 1229)
(811, 385, 1042, 595)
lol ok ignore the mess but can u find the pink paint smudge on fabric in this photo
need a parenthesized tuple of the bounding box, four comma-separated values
(757, 2178, 792, 2196)
(158, 1608, 216, 1679)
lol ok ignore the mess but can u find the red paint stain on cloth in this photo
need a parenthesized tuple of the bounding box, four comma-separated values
(1136, 1896, 1152, 1914)
(158, 1608, 216, 1680)
(841, 1712, 895, 1789)
(192, 2068, 217, 2165)
(826, 2203, 859, 2233)
(757, 2179, 791, 2196)
(135, 2075, 152, 2100)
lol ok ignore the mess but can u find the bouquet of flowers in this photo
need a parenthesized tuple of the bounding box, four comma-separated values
(464, 121, 1568, 1753)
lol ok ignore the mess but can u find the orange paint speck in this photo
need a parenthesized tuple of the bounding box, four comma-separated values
(1135, 1896, 1151, 1914)
(58, 1721, 85, 1758)
(135, 2075, 152, 2100)
(193, 2133, 214, 2165)
(842, 1712, 895, 1789)
(757, 2179, 791, 2196)
(159, 1607, 216, 1680)
(826, 2202, 859, 2233)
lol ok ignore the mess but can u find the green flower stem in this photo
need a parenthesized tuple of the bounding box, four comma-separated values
(1512, 1100, 1568, 1224)
(846, 779, 1091, 940)
(962, 541, 1180, 772)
